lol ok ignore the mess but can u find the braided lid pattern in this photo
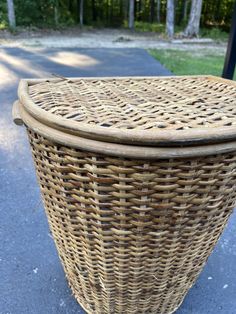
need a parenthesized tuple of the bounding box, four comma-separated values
(29, 76, 236, 131)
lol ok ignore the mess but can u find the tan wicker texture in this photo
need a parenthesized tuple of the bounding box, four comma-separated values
(18, 76, 236, 146)
(27, 128, 236, 314)
(28, 77, 236, 131)
(14, 76, 236, 314)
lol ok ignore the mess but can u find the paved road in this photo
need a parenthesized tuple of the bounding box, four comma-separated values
(0, 47, 235, 314)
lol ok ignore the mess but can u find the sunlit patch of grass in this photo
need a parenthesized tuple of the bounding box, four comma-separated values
(149, 49, 236, 80)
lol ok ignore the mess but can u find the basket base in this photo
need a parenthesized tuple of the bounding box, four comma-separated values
(69, 283, 94, 314)
(69, 281, 185, 314)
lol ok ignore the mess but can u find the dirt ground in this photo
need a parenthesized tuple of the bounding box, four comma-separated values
(0, 27, 227, 55)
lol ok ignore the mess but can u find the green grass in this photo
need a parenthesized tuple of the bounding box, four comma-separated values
(132, 21, 166, 33)
(149, 49, 236, 80)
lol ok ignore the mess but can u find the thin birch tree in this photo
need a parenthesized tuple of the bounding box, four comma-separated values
(129, 0, 135, 29)
(166, 0, 174, 38)
(80, 0, 84, 27)
(7, 0, 16, 28)
(157, 0, 161, 23)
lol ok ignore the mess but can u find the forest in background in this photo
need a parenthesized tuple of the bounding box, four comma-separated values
(1, 0, 235, 38)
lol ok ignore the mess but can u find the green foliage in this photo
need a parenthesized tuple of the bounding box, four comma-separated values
(1, 0, 234, 36)
(0, 1, 8, 29)
(202, 0, 235, 31)
(149, 49, 236, 80)
(130, 21, 165, 33)
(200, 27, 229, 41)
(15, 0, 41, 26)
(0, 21, 8, 30)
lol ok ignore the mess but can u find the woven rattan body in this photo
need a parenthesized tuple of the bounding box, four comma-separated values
(27, 129, 235, 314)
(14, 76, 236, 314)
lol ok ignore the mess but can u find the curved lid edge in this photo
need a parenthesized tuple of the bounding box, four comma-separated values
(18, 76, 236, 147)
(18, 101, 236, 160)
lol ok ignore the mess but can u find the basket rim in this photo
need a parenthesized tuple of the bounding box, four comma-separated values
(17, 101, 236, 159)
(18, 75, 236, 147)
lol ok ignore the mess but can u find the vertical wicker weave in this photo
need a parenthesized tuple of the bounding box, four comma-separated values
(26, 131, 236, 314)
(14, 76, 236, 314)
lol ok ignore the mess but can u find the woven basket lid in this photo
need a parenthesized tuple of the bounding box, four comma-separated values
(18, 75, 236, 146)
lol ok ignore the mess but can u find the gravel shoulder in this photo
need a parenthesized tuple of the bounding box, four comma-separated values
(0, 27, 227, 55)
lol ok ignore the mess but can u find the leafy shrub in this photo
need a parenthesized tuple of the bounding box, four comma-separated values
(200, 27, 229, 41)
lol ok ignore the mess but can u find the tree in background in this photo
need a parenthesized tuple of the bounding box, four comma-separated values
(182, 0, 190, 21)
(184, 0, 203, 36)
(166, 0, 174, 37)
(157, 0, 161, 23)
(7, 0, 16, 28)
(129, 0, 135, 29)
(150, 0, 155, 23)
(54, 0, 59, 26)
(79, 0, 84, 27)
(1, 0, 234, 36)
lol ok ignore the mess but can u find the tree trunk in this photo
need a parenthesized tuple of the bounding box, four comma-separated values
(68, 0, 73, 13)
(215, 0, 221, 23)
(157, 0, 161, 23)
(184, 0, 203, 37)
(150, 0, 155, 23)
(80, 0, 84, 27)
(138, 0, 142, 16)
(183, 0, 189, 21)
(166, 0, 174, 38)
(54, 0, 59, 26)
(123, 0, 128, 20)
(106, 0, 109, 24)
(7, 0, 16, 28)
(136, 0, 141, 21)
(92, 0, 97, 22)
(119, 0, 123, 17)
(110, 0, 114, 24)
(129, 0, 135, 29)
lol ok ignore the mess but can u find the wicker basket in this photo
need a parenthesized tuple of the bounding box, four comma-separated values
(13, 76, 236, 314)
